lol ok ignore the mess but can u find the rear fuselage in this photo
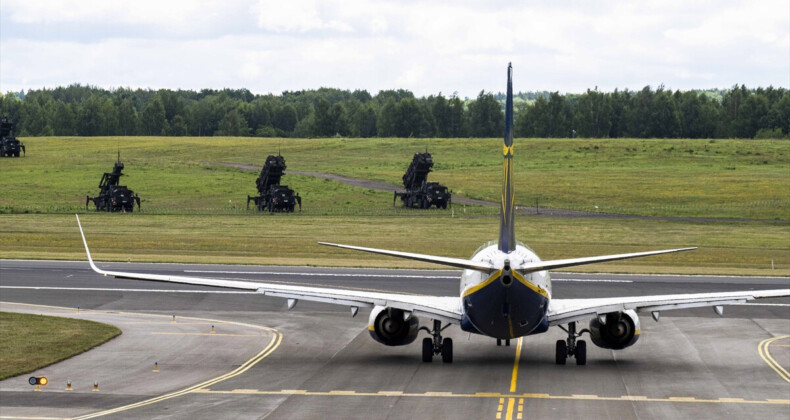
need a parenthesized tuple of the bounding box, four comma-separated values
(460, 241, 551, 339)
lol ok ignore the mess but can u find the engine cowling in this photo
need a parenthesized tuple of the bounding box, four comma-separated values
(588, 309, 640, 350)
(368, 306, 420, 346)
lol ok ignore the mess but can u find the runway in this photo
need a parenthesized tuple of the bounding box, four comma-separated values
(1, 259, 788, 419)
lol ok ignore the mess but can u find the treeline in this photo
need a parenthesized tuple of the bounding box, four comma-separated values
(0, 84, 787, 139)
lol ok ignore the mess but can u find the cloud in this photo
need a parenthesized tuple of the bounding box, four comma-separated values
(1, 0, 787, 96)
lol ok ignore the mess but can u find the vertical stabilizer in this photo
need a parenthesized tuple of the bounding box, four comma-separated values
(499, 63, 516, 253)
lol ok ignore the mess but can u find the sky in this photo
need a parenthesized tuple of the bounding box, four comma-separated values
(1, 0, 788, 98)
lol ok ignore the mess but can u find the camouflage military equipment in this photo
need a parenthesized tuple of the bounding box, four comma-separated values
(247, 154, 302, 212)
(86, 155, 141, 212)
(394, 152, 451, 209)
(0, 117, 25, 157)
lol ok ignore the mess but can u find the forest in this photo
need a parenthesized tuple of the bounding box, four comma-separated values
(0, 84, 787, 139)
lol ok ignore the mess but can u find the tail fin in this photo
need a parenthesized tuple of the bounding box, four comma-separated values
(499, 63, 516, 253)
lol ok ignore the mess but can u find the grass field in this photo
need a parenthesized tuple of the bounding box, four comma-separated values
(0, 312, 121, 380)
(0, 136, 787, 219)
(1, 213, 787, 276)
(0, 136, 787, 276)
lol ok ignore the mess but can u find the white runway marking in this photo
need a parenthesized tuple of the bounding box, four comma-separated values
(182, 270, 633, 282)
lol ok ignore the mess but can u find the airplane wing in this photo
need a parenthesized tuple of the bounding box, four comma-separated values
(77, 216, 462, 324)
(547, 289, 790, 326)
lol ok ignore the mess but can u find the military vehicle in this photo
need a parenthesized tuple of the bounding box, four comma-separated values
(86, 156, 141, 212)
(247, 154, 301, 212)
(394, 152, 451, 209)
(0, 117, 25, 157)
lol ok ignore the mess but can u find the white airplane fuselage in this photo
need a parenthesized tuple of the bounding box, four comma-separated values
(460, 242, 552, 339)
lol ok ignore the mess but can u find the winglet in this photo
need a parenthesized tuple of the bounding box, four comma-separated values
(76, 214, 106, 275)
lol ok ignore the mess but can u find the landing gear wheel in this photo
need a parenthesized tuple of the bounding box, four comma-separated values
(420, 320, 451, 363)
(497, 339, 502, 346)
(555, 340, 567, 365)
(556, 322, 590, 366)
(575, 340, 587, 365)
(422, 337, 433, 362)
(441, 338, 453, 363)
(505, 339, 511, 347)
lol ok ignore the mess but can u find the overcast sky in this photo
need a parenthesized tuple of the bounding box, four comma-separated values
(1, 0, 788, 98)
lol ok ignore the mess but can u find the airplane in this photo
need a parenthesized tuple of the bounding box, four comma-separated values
(76, 64, 790, 365)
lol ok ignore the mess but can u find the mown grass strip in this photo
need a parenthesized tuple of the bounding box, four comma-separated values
(1, 213, 787, 276)
(0, 312, 121, 380)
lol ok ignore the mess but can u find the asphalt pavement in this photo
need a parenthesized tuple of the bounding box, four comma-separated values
(0, 259, 788, 419)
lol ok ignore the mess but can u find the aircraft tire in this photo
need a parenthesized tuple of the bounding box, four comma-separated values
(441, 338, 453, 363)
(575, 340, 587, 365)
(555, 340, 567, 365)
(422, 337, 433, 362)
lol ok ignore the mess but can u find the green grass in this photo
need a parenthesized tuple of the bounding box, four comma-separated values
(1, 136, 787, 219)
(1, 214, 787, 276)
(0, 312, 121, 380)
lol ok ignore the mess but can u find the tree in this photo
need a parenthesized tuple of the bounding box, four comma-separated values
(76, 95, 105, 136)
(574, 88, 611, 138)
(215, 109, 250, 136)
(354, 104, 377, 137)
(467, 91, 503, 137)
(273, 104, 298, 134)
(141, 97, 166, 135)
(118, 98, 139, 135)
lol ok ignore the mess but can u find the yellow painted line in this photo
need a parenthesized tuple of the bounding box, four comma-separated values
(377, 391, 403, 396)
(517, 398, 524, 420)
(505, 398, 515, 420)
(151, 332, 263, 337)
(189, 389, 790, 405)
(231, 389, 260, 393)
(772, 344, 790, 347)
(758, 335, 790, 383)
(509, 337, 523, 392)
(74, 332, 282, 419)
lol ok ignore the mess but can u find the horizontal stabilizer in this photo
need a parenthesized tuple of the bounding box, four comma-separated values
(318, 242, 495, 272)
(518, 247, 697, 274)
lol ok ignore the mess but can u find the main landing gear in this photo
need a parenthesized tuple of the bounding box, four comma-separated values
(496, 339, 511, 346)
(556, 322, 588, 365)
(420, 320, 452, 363)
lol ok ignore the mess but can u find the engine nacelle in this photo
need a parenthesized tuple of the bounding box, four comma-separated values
(588, 309, 640, 350)
(368, 306, 420, 346)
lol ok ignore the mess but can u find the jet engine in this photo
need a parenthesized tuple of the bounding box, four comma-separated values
(588, 309, 640, 350)
(368, 306, 420, 346)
